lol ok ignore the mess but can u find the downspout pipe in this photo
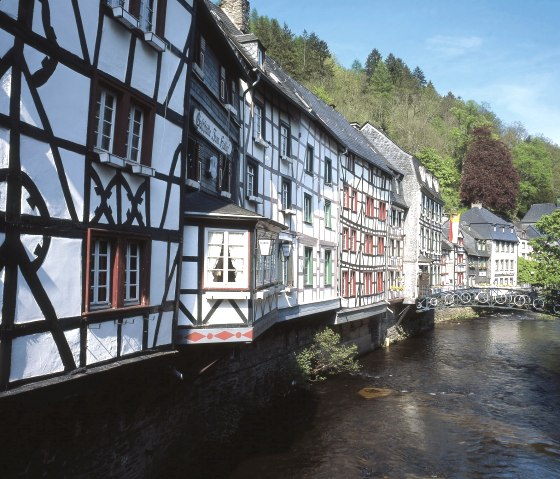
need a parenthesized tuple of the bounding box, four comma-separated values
(241, 68, 261, 207)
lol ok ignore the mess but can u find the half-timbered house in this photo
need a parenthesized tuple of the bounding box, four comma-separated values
(0, 0, 193, 389)
(175, 0, 286, 345)
(360, 123, 444, 299)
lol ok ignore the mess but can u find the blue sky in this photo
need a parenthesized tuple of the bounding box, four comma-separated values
(249, 0, 560, 145)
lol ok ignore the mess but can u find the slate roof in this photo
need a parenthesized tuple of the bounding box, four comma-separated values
(203, 0, 397, 177)
(520, 203, 559, 225)
(461, 227, 490, 258)
(460, 207, 518, 242)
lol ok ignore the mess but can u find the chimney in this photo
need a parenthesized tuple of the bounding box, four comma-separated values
(219, 0, 250, 34)
(471, 202, 482, 209)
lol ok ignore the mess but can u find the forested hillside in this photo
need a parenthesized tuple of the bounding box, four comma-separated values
(249, 10, 560, 218)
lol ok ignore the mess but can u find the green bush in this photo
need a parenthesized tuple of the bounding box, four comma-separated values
(295, 328, 361, 382)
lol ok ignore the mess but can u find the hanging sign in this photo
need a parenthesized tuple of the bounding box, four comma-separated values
(193, 108, 233, 155)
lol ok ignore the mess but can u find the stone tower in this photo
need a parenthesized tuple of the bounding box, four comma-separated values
(219, 0, 250, 34)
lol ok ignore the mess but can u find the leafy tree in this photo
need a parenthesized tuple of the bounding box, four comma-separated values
(351, 59, 363, 72)
(460, 126, 520, 215)
(412, 66, 427, 88)
(517, 255, 537, 285)
(295, 328, 361, 382)
(416, 147, 461, 211)
(512, 138, 554, 216)
(529, 210, 560, 287)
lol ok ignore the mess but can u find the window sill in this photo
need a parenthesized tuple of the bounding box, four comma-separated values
(280, 154, 293, 165)
(84, 303, 150, 319)
(281, 208, 296, 215)
(112, 6, 138, 29)
(193, 63, 205, 81)
(254, 136, 269, 148)
(143, 31, 166, 52)
(247, 195, 263, 204)
(220, 191, 232, 199)
(186, 178, 201, 190)
(224, 103, 238, 116)
(95, 148, 155, 177)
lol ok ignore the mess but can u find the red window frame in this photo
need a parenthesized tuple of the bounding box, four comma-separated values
(85, 229, 150, 313)
(378, 236, 385, 255)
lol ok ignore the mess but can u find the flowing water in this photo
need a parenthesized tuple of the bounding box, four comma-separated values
(181, 313, 560, 478)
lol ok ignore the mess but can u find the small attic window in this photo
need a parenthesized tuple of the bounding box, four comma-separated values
(257, 46, 264, 67)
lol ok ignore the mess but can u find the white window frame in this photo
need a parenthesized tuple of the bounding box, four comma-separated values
(304, 247, 313, 286)
(253, 102, 263, 139)
(90, 238, 112, 308)
(280, 123, 290, 157)
(281, 179, 291, 210)
(94, 89, 117, 152)
(247, 162, 257, 197)
(324, 200, 332, 229)
(205, 229, 249, 289)
(124, 241, 140, 303)
(304, 193, 312, 224)
(126, 104, 144, 163)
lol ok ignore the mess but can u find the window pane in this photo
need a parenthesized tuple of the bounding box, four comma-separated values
(126, 105, 144, 163)
(90, 239, 112, 307)
(95, 90, 116, 151)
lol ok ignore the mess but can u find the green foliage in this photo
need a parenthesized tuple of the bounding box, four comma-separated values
(295, 328, 361, 382)
(513, 139, 555, 216)
(416, 148, 461, 211)
(247, 9, 560, 215)
(517, 255, 537, 285)
(530, 210, 560, 287)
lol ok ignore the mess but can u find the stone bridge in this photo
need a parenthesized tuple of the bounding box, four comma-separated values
(417, 287, 560, 316)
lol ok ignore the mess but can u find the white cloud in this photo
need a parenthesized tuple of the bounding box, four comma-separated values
(426, 35, 483, 58)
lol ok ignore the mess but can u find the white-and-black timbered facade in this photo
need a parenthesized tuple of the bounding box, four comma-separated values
(0, 0, 193, 389)
(176, 1, 285, 345)
(338, 152, 394, 319)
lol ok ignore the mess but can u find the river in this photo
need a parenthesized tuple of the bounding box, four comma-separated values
(179, 313, 560, 478)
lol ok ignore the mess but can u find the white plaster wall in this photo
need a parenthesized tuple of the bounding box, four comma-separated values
(86, 321, 118, 364)
(90, 164, 118, 223)
(77, 0, 101, 59)
(98, 17, 130, 83)
(152, 118, 182, 176)
(178, 294, 196, 326)
(181, 262, 198, 289)
(0, 67, 11, 118)
(165, 0, 192, 50)
(10, 332, 64, 381)
(130, 40, 158, 97)
(204, 300, 247, 325)
(0, 0, 18, 19)
(15, 236, 82, 323)
(183, 226, 198, 256)
(157, 49, 180, 107)
(150, 179, 180, 230)
(120, 316, 143, 355)
(36, 61, 90, 145)
(64, 328, 81, 367)
(150, 240, 168, 305)
(148, 310, 173, 347)
(33, 2, 84, 59)
(20, 136, 83, 220)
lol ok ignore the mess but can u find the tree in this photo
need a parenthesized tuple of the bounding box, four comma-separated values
(295, 328, 361, 382)
(512, 138, 554, 216)
(529, 210, 560, 287)
(416, 148, 461, 211)
(412, 66, 427, 88)
(364, 48, 382, 78)
(460, 126, 520, 215)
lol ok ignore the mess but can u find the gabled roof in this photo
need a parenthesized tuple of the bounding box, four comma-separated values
(203, 0, 397, 177)
(520, 203, 559, 225)
(360, 122, 442, 203)
(460, 206, 517, 242)
(461, 227, 490, 257)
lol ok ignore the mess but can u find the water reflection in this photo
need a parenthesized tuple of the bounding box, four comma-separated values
(178, 314, 560, 478)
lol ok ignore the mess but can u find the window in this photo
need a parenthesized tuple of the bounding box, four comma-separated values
(87, 231, 149, 311)
(378, 236, 385, 255)
(324, 157, 332, 184)
(350, 228, 357, 252)
(304, 193, 312, 224)
(304, 247, 313, 286)
(342, 270, 356, 297)
(305, 144, 314, 173)
(281, 179, 291, 210)
(218, 154, 231, 193)
(349, 188, 357, 212)
(247, 162, 257, 197)
(92, 83, 153, 165)
(346, 155, 355, 173)
(106, 0, 165, 36)
(366, 196, 375, 218)
(205, 229, 248, 288)
(342, 227, 349, 251)
(376, 271, 384, 293)
(324, 250, 332, 286)
(324, 200, 332, 229)
(280, 123, 290, 157)
(253, 102, 264, 139)
(198, 36, 206, 70)
(378, 201, 387, 221)
(364, 234, 374, 255)
(220, 66, 227, 102)
(257, 46, 264, 67)
(364, 272, 373, 295)
(256, 238, 277, 286)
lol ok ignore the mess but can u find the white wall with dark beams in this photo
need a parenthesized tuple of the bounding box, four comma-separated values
(0, 0, 193, 390)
